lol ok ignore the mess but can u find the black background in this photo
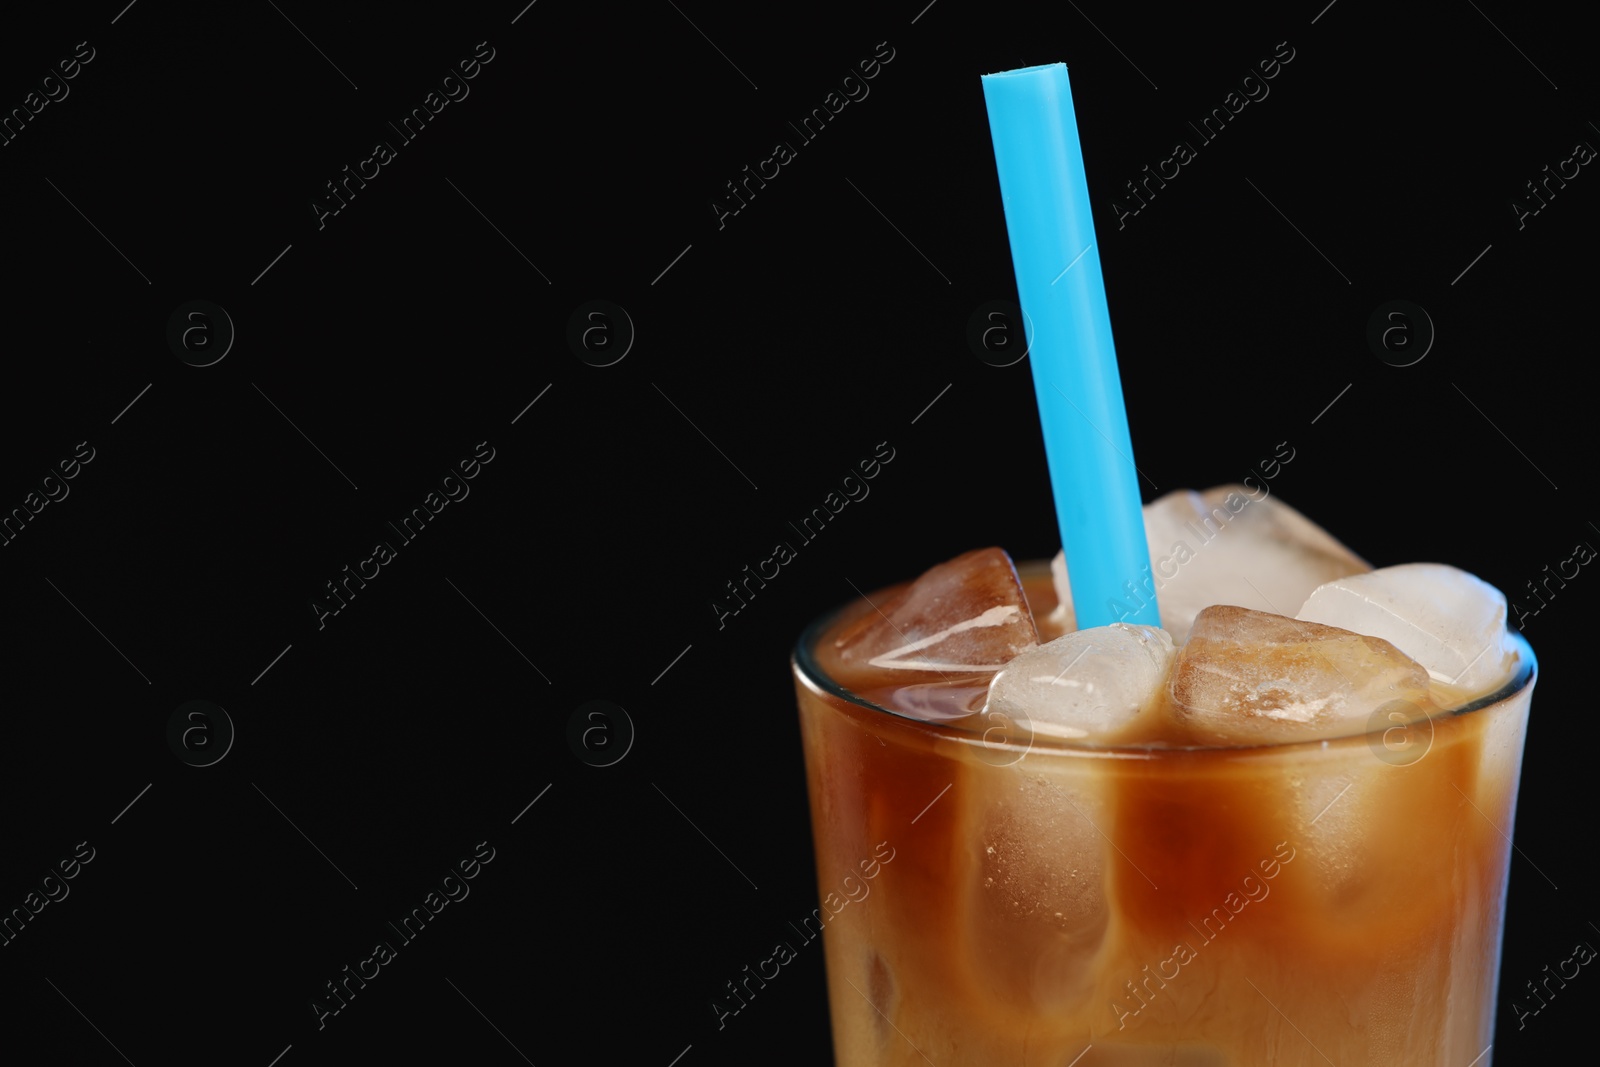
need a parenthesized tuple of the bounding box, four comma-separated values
(0, 1, 1590, 1064)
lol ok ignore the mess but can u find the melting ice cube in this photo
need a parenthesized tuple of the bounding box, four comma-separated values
(987, 625, 1175, 740)
(1169, 605, 1434, 744)
(833, 547, 1039, 673)
(1297, 563, 1516, 696)
(1051, 486, 1369, 643)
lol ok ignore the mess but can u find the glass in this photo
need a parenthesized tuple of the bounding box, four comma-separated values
(792, 564, 1536, 1066)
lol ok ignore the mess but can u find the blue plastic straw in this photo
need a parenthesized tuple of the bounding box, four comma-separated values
(982, 63, 1158, 629)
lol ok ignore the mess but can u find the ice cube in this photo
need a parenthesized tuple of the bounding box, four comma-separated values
(1050, 486, 1369, 643)
(987, 625, 1175, 740)
(968, 772, 1110, 1007)
(1296, 563, 1516, 695)
(833, 547, 1039, 673)
(976, 776, 1108, 931)
(1169, 605, 1435, 744)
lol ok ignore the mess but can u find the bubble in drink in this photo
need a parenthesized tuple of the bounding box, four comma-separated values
(1297, 562, 1517, 695)
(1168, 604, 1436, 745)
(986, 624, 1173, 740)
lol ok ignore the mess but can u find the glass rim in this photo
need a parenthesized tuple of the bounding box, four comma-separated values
(793, 579, 1537, 760)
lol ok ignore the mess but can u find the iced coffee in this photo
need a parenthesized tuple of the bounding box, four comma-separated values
(794, 486, 1533, 1066)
